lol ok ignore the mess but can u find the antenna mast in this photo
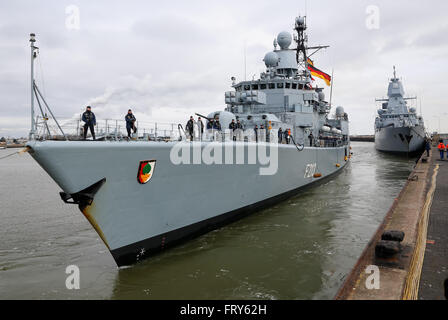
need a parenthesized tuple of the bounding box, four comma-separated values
(27, 34, 67, 140)
(29, 33, 37, 140)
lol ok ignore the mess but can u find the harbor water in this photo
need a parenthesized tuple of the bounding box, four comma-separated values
(0, 142, 417, 299)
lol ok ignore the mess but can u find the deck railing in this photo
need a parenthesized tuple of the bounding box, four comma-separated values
(34, 116, 348, 147)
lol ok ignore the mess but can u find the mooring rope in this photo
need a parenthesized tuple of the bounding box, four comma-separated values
(402, 163, 439, 300)
(0, 147, 30, 161)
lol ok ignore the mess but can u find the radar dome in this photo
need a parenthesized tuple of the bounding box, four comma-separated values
(263, 52, 279, 67)
(336, 106, 345, 117)
(318, 91, 325, 101)
(277, 31, 292, 50)
(409, 107, 416, 113)
(296, 17, 305, 26)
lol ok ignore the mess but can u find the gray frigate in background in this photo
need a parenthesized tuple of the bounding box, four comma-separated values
(374, 67, 426, 153)
(26, 17, 350, 266)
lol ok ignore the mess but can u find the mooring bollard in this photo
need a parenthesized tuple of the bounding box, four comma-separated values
(375, 230, 405, 258)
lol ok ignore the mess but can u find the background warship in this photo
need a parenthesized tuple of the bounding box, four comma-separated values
(26, 17, 350, 266)
(374, 67, 426, 153)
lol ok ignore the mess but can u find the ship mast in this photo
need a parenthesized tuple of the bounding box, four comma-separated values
(29, 33, 37, 140)
(27, 33, 67, 140)
(294, 17, 329, 78)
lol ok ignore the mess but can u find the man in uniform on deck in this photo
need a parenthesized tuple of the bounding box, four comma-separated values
(186, 116, 195, 141)
(197, 117, 204, 140)
(125, 109, 137, 138)
(82, 106, 96, 140)
(308, 132, 314, 147)
(254, 125, 259, 143)
(236, 119, 244, 141)
(229, 119, 237, 141)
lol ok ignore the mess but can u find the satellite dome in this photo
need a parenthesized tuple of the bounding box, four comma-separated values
(277, 31, 292, 50)
(296, 16, 305, 25)
(318, 91, 325, 101)
(409, 107, 416, 113)
(336, 106, 345, 117)
(263, 52, 279, 67)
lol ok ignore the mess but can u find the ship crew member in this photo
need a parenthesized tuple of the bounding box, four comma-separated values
(125, 109, 137, 138)
(278, 128, 283, 143)
(236, 120, 243, 141)
(197, 117, 204, 140)
(437, 140, 445, 160)
(254, 125, 258, 143)
(206, 119, 214, 130)
(229, 119, 237, 141)
(186, 116, 195, 141)
(213, 119, 221, 131)
(308, 132, 314, 147)
(82, 106, 96, 140)
(260, 124, 265, 142)
(425, 138, 431, 157)
(284, 129, 290, 144)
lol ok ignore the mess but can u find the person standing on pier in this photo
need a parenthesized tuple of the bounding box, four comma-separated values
(425, 138, 431, 157)
(437, 140, 445, 160)
(82, 106, 96, 140)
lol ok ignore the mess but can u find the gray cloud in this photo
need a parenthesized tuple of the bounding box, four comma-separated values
(0, 0, 447, 137)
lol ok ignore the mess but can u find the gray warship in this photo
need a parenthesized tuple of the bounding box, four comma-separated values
(374, 67, 426, 153)
(26, 17, 350, 266)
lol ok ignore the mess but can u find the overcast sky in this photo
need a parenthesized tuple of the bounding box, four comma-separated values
(1, 0, 447, 137)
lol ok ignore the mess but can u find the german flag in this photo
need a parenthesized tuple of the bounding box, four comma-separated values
(306, 58, 331, 86)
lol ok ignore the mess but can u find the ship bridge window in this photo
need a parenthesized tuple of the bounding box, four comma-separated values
(236, 86, 242, 92)
(298, 84, 304, 89)
(292, 83, 297, 89)
(260, 83, 267, 90)
(244, 85, 250, 90)
(277, 83, 284, 89)
(269, 83, 275, 89)
(251, 84, 259, 90)
(285, 83, 291, 89)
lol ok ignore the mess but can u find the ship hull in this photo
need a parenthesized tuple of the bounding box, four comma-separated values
(27, 140, 350, 266)
(375, 126, 425, 154)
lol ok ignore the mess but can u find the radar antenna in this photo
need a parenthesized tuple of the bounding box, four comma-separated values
(294, 17, 329, 70)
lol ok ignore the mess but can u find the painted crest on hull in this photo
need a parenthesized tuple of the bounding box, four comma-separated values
(137, 160, 156, 184)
